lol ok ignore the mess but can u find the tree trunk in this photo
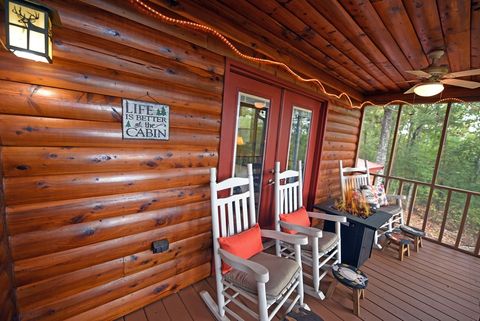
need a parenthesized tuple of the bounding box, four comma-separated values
(375, 106, 394, 175)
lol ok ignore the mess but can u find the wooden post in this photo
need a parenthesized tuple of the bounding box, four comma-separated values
(438, 190, 452, 242)
(422, 102, 452, 231)
(406, 183, 418, 225)
(455, 193, 472, 248)
(474, 230, 480, 256)
(384, 104, 403, 189)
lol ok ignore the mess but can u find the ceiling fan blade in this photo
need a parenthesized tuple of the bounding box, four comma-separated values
(396, 79, 420, 84)
(443, 68, 480, 78)
(441, 78, 480, 89)
(404, 85, 418, 94)
(405, 70, 431, 78)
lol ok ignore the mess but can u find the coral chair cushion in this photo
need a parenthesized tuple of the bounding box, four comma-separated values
(218, 223, 264, 274)
(279, 207, 311, 234)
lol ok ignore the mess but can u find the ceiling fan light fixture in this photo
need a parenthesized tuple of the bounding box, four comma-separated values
(413, 82, 444, 97)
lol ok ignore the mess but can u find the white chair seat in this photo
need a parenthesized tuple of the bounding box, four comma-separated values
(225, 252, 301, 300)
(379, 205, 402, 216)
(302, 231, 338, 253)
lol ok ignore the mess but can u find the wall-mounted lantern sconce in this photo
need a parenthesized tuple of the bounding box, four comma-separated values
(3, 0, 60, 63)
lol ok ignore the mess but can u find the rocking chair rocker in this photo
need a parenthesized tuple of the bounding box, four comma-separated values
(201, 164, 309, 321)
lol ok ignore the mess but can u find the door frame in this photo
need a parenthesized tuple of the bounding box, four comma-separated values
(218, 59, 328, 219)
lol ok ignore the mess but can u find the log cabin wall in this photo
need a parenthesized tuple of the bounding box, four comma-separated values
(0, 183, 15, 321)
(0, 1, 223, 320)
(315, 103, 362, 203)
(0, 1, 364, 320)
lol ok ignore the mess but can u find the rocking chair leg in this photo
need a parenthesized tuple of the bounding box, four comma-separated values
(311, 239, 320, 297)
(374, 231, 382, 249)
(257, 283, 269, 321)
(294, 244, 305, 305)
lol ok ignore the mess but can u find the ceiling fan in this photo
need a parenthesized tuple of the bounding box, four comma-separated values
(404, 50, 480, 97)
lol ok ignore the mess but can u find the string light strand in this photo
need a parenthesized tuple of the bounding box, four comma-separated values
(130, 0, 466, 110)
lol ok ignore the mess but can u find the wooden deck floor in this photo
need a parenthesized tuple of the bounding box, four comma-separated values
(118, 240, 480, 321)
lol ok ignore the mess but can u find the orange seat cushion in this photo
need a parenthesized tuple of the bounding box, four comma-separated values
(218, 224, 264, 274)
(279, 207, 311, 234)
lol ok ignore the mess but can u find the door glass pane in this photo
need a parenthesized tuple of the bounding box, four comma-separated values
(234, 93, 270, 212)
(288, 107, 312, 172)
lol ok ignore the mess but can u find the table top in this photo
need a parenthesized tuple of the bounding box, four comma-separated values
(332, 263, 368, 289)
(314, 199, 393, 230)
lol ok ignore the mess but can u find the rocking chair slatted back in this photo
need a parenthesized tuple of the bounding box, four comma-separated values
(210, 164, 256, 239)
(275, 160, 344, 300)
(339, 160, 370, 202)
(274, 162, 303, 224)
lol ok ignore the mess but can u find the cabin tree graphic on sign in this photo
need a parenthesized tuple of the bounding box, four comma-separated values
(122, 99, 170, 140)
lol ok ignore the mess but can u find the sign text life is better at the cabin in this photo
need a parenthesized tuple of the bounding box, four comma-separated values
(122, 99, 170, 140)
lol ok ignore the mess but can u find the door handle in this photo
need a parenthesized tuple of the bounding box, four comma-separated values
(267, 178, 275, 185)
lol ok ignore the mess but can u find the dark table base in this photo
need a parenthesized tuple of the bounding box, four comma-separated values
(315, 200, 392, 268)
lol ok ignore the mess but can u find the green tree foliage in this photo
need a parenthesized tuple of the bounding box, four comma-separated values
(359, 102, 480, 251)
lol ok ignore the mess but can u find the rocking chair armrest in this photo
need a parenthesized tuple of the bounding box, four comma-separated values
(260, 229, 308, 245)
(387, 194, 406, 200)
(278, 221, 323, 238)
(387, 194, 406, 206)
(218, 249, 269, 283)
(307, 211, 347, 223)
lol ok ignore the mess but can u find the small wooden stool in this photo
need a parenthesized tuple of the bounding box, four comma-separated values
(327, 263, 368, 317)
(384, 230, 413, 261)
(400, 225, 425, 252)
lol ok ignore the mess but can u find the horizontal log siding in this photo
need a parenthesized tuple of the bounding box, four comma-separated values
(315, 104, 362, 203)
(0, 185, 15, 321)
(0, 1, 223, 320)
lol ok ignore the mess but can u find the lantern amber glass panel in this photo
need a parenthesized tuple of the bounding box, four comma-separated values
(6, 0, 52, 63)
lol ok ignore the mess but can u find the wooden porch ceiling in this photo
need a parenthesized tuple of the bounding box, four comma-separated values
(150, 0, 479, 103)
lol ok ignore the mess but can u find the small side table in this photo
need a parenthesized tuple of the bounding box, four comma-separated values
(400, 225, 425, 252)
(385, 230, 413, 261)
(327, 263, 368, 317)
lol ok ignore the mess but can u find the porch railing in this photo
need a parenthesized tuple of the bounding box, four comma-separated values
(371, 173, 480, 257)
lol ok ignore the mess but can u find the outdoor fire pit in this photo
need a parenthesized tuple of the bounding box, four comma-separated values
(314, 199, 392, 267)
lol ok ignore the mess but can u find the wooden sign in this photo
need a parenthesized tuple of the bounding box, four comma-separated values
(122, 99, 169, 140)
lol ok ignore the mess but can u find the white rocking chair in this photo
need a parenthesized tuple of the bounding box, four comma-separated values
(201, 164, 308, 321)
(339, 159, 405, 249)
(273, 161, 346, 300)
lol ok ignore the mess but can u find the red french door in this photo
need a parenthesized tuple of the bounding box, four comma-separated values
(218, 68, 325, 228)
